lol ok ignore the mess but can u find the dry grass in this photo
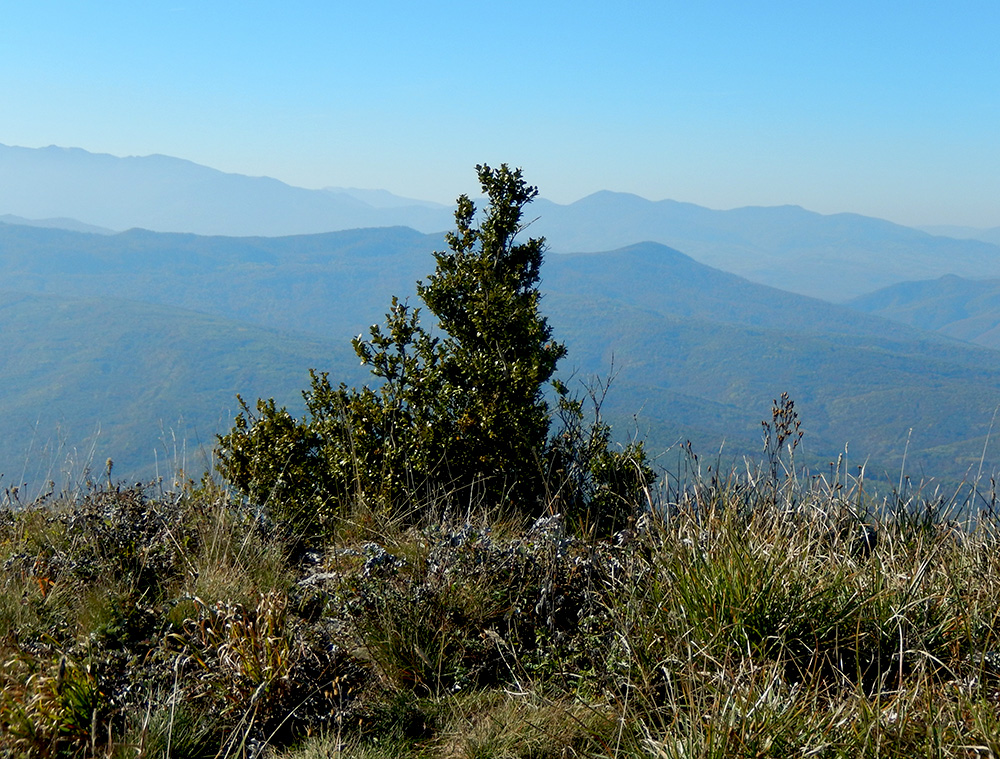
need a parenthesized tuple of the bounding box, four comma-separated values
(4, 467, 1000, 757)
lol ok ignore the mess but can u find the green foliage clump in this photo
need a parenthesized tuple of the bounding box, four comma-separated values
(217, 164, 653, 535)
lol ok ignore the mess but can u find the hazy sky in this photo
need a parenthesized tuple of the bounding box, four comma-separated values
(2, 1, 998, 227)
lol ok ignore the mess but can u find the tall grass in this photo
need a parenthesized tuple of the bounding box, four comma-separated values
(3, 462, 1000, 757)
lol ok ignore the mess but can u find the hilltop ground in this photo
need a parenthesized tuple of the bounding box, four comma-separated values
(3, 460, 1000, 758)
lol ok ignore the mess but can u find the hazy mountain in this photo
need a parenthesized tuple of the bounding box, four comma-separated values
(4, 221, 1000, 485)
(0, 143, 455, 236)
(918, 225, 1000, 246)
(534, 193, 1000, 300)
(848, 275, 1000, 350)
(324, 187, 449, 210)
(544, 242, 920, 340)
(976, 228, 1000, 246)
(0, 221, 438, 339)
(0, 214, 114, 234)
(6, 143, 1000, 301)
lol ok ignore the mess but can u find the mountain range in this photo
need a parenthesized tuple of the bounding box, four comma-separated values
(3, 216, 1000, 488)
(0, 144, 454, 237)
(6, 143, 1000, 490)
(5, 143, 1000, 300)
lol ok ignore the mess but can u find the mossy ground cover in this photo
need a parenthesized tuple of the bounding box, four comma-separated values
(3, 468, 1000, 758)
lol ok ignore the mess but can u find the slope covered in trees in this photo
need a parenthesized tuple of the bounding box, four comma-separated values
(3, 220, 1000, 484)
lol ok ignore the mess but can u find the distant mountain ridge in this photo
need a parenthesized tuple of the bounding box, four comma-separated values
(534, 193, 1000, 300)
(324, 187, 448, 210)
(848, 275, 1000, 350)
(5, 143, 1000, 300)
(0, 214, 113, 234)
(0, 221, 439, 338)
(544, 242, 921, 339)
(0, 143, 456, 237)
(918, 225, 1000, 246)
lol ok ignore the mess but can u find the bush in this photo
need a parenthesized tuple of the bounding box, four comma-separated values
(217, 164, 654, 536)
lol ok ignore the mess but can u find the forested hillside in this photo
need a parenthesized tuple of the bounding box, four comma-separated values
(3, 222, 1000, 485)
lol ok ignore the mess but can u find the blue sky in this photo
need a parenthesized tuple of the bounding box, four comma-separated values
(2, 1, 998, 227)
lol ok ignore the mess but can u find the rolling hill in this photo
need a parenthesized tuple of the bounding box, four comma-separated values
(544, 246, 1000, 479)
(0, 222, 437, 339)
(4, 221, 1000, 486)
(848, 275, 1000, 350)
(919, 225, 1000, 246)
(0, 291, 358, 491)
